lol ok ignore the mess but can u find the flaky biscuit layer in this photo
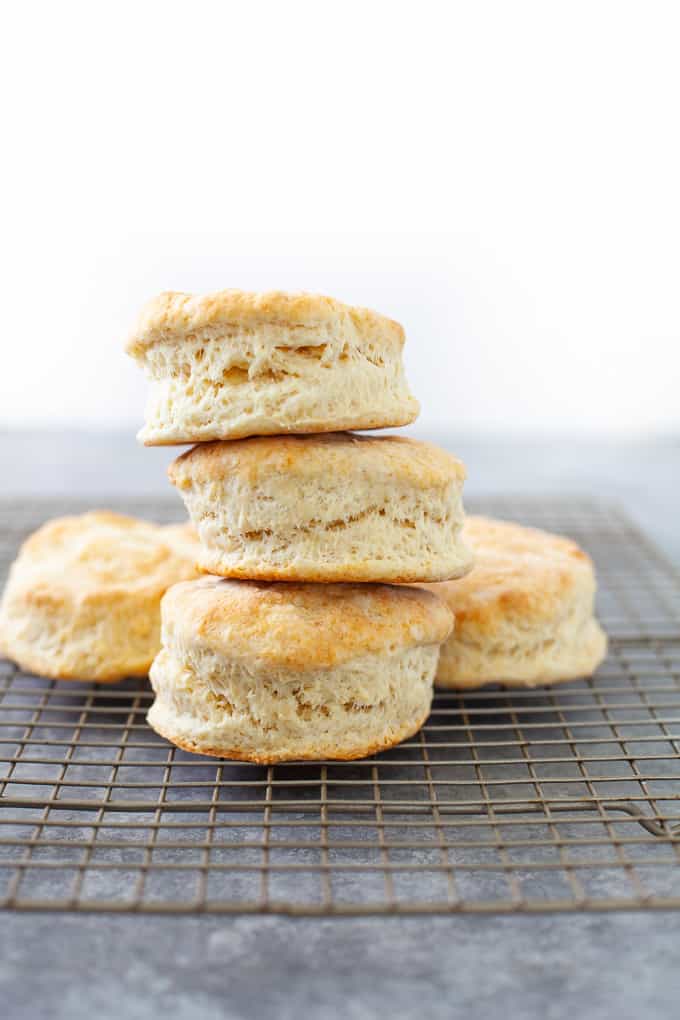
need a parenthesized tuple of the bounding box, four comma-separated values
(125, 289, 419, 443)
(169, 435, 473, 583)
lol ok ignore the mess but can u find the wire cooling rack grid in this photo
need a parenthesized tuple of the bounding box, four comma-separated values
(0, 498, 679, 915)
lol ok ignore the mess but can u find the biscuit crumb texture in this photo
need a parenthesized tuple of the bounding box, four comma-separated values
(421, 516, 608, 688)
(147, 576, 451, 761)
(0, 512, 200, 682)
(148, 645, 437, 763)
(169, 435, 473, 582)
(125, 290, 419, 443)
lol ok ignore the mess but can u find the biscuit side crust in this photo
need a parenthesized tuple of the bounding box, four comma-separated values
(148, 643, 437, 763)
(133, 331, 419, 444)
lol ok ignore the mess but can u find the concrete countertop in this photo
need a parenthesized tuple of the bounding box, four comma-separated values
(1, 430, 679, 1020)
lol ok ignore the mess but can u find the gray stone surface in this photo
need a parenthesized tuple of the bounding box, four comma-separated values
(0, 430, 679, 1020)
(2, 912, 680, 1020)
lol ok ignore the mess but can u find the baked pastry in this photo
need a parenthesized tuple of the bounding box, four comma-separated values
(0, 512, 200, 682)
(168, 433, 473, 583)
(125, 289, 419, 444)
(148, 577, 453, 762)
(421, 516, 607, 688)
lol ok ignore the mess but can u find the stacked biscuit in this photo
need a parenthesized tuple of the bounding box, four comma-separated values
(0, 287, 607, 765)
(125, 290, 474, 762)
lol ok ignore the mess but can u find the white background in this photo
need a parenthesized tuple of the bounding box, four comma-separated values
(1, 1, 678, 437)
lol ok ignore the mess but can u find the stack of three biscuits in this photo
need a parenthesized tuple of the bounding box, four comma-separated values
(126, 290, 474, 763)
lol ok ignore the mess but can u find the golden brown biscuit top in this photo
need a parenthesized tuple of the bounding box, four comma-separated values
(169, 434, 466, 489)
(162, 577, 453, 670)
(5, 512, 200, 601)
(421, 516, 595, 629)
(125, 288, 405, 356)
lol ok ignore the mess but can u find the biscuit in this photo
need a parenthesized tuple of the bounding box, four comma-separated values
(147, 577, 453, 762)
(421, 516, 607, 688)
(168, 433, 474, 583)
(125, 289, 419, 444)
(0, 512, 201, 682)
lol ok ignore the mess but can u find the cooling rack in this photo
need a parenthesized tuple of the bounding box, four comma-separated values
(0, 497, 679, 915)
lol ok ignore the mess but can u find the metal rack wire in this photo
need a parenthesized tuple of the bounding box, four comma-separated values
(0, 498, 679, 914)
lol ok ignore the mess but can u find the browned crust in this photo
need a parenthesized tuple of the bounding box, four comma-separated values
(195, 560, 472, 584)
(4, 511, 200, 604)
(420, 515, 597, 632)
(160, 577, 453, 670)
(146, 707, 430, 764)
(141, 413, 418, 446)
(126, 289, 405, 358)
(169, 433, 466, 487)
